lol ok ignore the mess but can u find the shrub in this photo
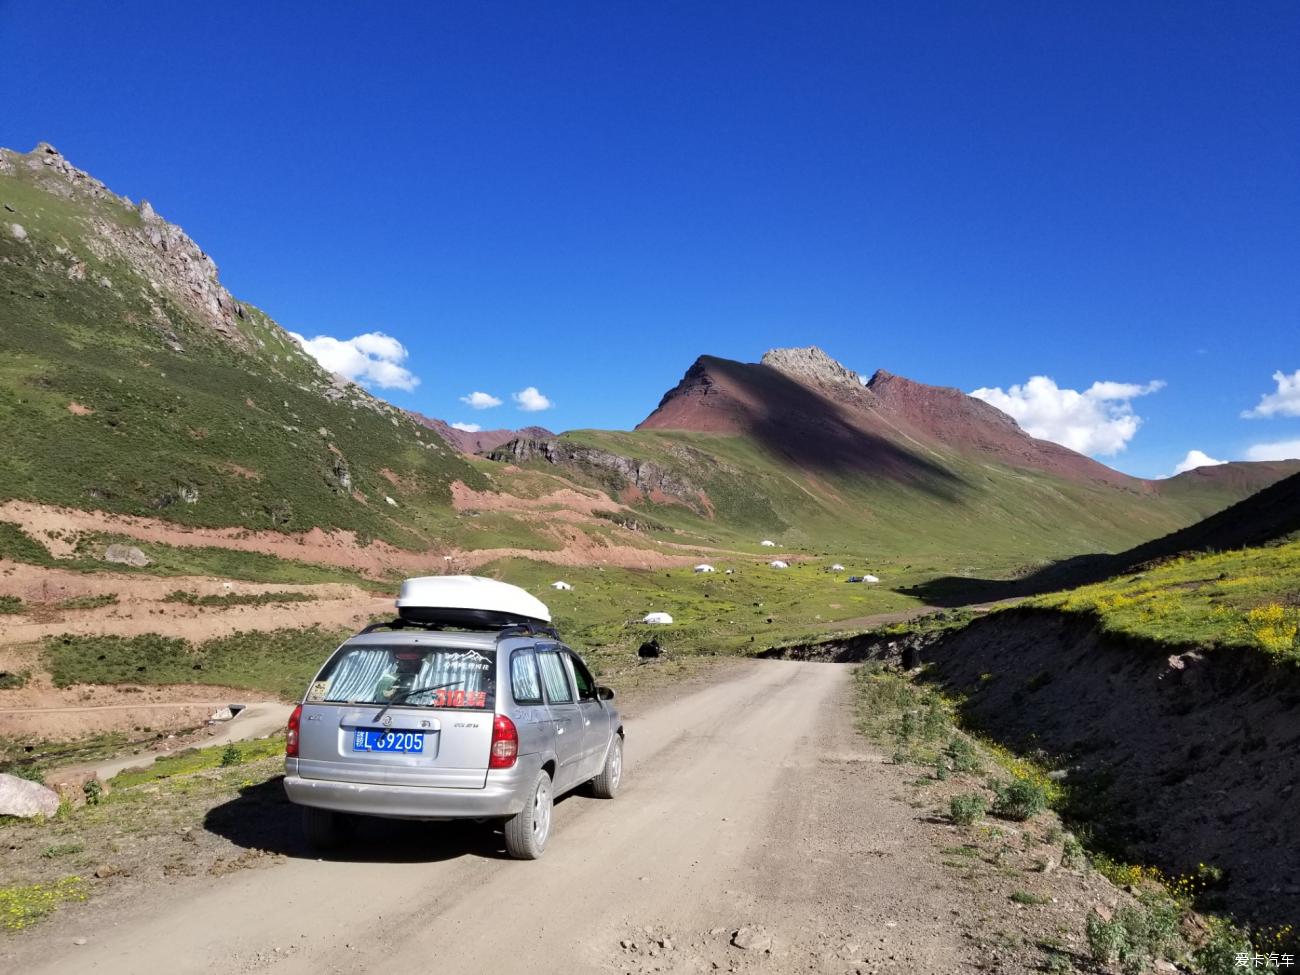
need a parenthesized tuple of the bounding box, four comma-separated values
(1135, 892, 1182, 959)
(40, 843, 84, 859)
(1011, 890, 1048, 905)
(0, 595, 22, 615)
(993, 778, 1049, 821)
(922, 699, 947, 738)
(1086, 910, 1132, 970)
(1061, 833, 1086, 869)
(1086, 898, 1185, 975)
(82, 778, 103, 805)
(949, 793, 986, 825)
(1194, 919, 1255, 975)
(219, 744, 242, 767)
(0, 669, 30, 690)
(945, 736, 981, 773)
(56, 593, 119, 610)
(5, 762, 46, 784)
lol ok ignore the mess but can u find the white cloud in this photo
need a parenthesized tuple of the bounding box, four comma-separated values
(450, 422, 482, 433)
(1242, 369, 1300, 419)
(460, 391, 503, 410)
(1171, 449, 1227, 476)
(969, 376, 1165, 456)
(289, 330, 419, 391)
(513, 386, 554, 412)
(1245, 439, 1300, 462)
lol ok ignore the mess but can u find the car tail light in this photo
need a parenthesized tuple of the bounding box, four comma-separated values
(488, 714, 518, 769)
(286, 704, 302, 757)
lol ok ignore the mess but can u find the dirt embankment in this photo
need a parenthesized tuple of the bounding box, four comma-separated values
(917, 610, 1300, 931)
(0, 499, 720, 575)
(0, 560, 391, 647)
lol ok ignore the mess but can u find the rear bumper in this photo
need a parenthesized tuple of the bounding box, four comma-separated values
(283, 755, 539, 820)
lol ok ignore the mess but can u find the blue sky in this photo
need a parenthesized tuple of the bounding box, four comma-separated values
(3, 1, 1298, 477)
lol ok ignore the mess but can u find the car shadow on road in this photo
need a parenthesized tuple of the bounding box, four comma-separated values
(204, 775, 533, 863)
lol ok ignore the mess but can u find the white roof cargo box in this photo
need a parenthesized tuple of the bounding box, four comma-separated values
(396, 576, 551, 628)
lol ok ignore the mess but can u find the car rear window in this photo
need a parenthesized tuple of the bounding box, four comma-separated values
(310, 644, 496, 709)
(511, 649, 543, 705)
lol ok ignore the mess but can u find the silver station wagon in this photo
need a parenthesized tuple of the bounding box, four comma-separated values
(283, 577, 623, 859)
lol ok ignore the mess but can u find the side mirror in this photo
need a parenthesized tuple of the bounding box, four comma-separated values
(597, 685, 616, 701)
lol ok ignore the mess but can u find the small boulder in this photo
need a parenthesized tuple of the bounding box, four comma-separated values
(7, 222, 27, 241)
(0, 772, 61, 818)
(104, 544, 151, 567)
(731, 925, 774, 953)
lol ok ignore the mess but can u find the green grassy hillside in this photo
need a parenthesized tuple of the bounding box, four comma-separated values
(514, 426, 1282, 577)
(0, 146, 484, 548)
(1028, 537, 1300, 663)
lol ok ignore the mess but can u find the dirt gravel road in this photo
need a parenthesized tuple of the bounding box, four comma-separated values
(17, 661, 969, 975)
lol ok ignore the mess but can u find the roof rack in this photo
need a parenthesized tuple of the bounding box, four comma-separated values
(357, 617, 562, 641)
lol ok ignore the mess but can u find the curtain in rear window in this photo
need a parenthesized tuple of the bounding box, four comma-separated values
(408, 651, 492, 706)
(324, 648, 390, 702)
(511, 650, 543, 704)
(537, 651, 573, 704)
(319, 646, 495, 707)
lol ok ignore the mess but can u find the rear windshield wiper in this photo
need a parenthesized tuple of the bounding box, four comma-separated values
(371, 680, 467, 724)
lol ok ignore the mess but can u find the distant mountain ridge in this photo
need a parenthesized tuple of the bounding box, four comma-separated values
(490, 346, 1298, 562)
(3, 143, 1295, 570)
(407, 413, 553, 455)
(638, 345, 1278, 494)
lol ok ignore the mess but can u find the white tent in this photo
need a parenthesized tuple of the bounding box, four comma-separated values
(550, 581, 573, 590)
(643, 612, 673, 625)
(769, 560, 789, 569)
(760, 539, 776, 547)
(693, 564, 716, 573)
(830, 563, 845, 571)
(863, 574, 880, 583)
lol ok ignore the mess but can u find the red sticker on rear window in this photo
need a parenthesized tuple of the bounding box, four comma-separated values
(434, 688, 487, 708)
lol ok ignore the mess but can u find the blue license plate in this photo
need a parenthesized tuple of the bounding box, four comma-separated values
(351, 729, 425, 753)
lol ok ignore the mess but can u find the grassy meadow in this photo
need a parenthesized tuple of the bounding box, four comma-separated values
(1027, 536, 1300, 663)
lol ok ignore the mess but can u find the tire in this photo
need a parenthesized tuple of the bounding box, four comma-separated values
(302, 806, 346, 850)
(590, 735, 623, 800)
(503, 769, 553, 860)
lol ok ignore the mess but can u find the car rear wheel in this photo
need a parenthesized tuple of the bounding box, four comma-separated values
(590, 735, 623, 799)
(302, 806, 347, 850)
(503, 769, 552, 859)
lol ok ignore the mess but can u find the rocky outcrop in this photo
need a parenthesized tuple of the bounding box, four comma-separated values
(760, 346, 864, 390)
(103, 544, 152, 567)
(0, 143, 248, 348)
(0, 772, 61, 818)
(487, 437, 708, 513)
